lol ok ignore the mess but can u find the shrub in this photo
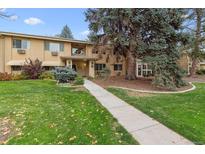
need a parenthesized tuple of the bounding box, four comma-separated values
(73, 76, 84, 85)
(22, 58, 44, 79)
(98, 67, 111, 79)
(39, 71, 54, 80)
(53, 67, 77, 83)
(12, 73, 28, 80)
(0, 72, 12, 81)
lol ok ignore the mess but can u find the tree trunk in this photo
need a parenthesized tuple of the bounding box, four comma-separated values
(126, 50, 136, 80)
(190, 9, 202, 77)
(190, 58, 198, 77)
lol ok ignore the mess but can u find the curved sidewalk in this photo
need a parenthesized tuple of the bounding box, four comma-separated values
(84, 79, 193, 145)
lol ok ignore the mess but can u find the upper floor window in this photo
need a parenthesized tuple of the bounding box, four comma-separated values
(13, 39, 30, 49)
(114, 64, 122, 71)
(72, 47, 85, 56)
(44, 41, 64, 52)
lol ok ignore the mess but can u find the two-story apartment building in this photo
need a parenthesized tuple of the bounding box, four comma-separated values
(3, 31, 205, 78)
(0, 31, 126, 77)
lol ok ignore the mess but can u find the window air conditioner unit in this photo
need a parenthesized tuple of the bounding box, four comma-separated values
(51, 51, 58, 56)
(17, 49, 26, 54)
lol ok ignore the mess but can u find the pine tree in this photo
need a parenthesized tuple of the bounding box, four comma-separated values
(0, 8, 14, 19)
(59, 25, 74, 39)
(85, 9, 140, 80)
(137, 9, 188, 89)
(85, 9, 188, 89)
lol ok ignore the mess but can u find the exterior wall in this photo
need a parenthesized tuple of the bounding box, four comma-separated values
(89, 60, 95, 77)
(86, 45, 93, 57)
(0, 37, 4, 73)
(94, 48, 127, 77)
(4, 36, 12, 73)
(44, 41, 71, 62)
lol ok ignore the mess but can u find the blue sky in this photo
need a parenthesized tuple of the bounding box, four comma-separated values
(0, 8, 90, 40)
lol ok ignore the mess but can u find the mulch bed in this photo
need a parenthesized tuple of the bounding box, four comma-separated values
(92, 76, 193, 92)
(184, 75, 205, 83)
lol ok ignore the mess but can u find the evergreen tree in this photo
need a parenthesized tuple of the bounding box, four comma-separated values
(85, 9, 140, 80)
(0, 8, 15, 19)
(87, 31, 98, 42)
(85, 8, 187, 88)
(138, 9, 188, 89)
(59, 25, 74, 39)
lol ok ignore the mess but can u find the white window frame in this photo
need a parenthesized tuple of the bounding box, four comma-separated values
(136, 61, 152, 77)
(13, 39, 30, 50)
(49, 42, 60, 52)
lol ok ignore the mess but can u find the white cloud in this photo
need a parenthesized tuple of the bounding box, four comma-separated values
(24, 17, 44, 25)
(9, 15, 18, 21)
(80, 30, 90, 36)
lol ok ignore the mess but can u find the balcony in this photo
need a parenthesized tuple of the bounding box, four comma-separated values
(71, 47, 86, 56)
(60, 45, 99, 61)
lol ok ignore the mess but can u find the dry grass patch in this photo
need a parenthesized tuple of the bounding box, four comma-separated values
(70, 86, 87, 92)
(126, 90, 155, 97)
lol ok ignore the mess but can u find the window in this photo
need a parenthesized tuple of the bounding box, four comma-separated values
(11, 66, 22, 71)
(136, 63, 153, 77)
(44, 41, 64, 52)
(95, 64, 106, 70)
(114, 64, 122, 71)
(13, 39, 30, 49)
(50, 42, 60, 52)
(43, 66, 55, 71)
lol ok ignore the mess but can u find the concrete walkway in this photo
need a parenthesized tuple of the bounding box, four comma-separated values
(84, 79, 193, 145)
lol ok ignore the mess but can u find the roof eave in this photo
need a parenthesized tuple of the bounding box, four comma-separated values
(0, 31, 93, 45)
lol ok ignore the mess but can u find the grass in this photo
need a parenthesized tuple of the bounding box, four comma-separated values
(107, 83, 205, 145)
(0, 80, 137, 145)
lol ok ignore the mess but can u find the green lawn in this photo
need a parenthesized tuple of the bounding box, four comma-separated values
(108, 83, 205, 145)
(0, 80, 137, 145)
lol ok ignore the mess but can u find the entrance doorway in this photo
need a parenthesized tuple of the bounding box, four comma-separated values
(72, 60, 89, 77)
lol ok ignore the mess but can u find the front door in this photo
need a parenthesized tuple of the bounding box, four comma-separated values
(72, 64, 77, 72)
